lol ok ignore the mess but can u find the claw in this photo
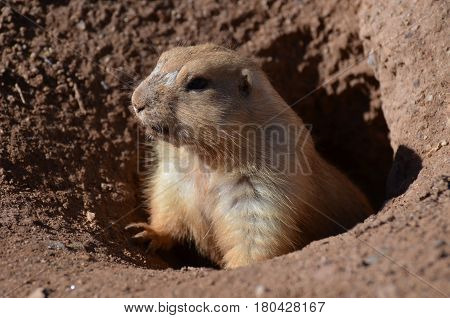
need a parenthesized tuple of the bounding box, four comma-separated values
(125, 222, 156, 243)
(125, 222, 152, 231)
(132, 230, 154, 240)
(125, 222, 171, 253)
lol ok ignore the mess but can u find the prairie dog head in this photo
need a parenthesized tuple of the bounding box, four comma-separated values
(132, 44, 306, 168)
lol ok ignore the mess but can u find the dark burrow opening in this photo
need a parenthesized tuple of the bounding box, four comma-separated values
(255, 29, 394, 210)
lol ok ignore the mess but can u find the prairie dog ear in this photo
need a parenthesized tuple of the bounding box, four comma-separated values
(239, 68, 252, 97)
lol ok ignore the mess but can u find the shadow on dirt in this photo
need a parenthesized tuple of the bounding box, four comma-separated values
(385, 145, 423, 199)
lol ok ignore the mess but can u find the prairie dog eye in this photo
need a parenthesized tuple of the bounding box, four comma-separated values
(186, 77, 209, 91)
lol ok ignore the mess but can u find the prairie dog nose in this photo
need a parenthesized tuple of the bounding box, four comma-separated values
(131, 85, 147, 113)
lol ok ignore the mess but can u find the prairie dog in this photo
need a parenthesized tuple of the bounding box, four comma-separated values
(128, 44, 373, 268)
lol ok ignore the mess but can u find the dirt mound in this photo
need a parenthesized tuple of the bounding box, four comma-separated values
(0, 0, 448, 297)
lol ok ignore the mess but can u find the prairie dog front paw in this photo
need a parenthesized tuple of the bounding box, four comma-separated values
(125, 222, 174, 253)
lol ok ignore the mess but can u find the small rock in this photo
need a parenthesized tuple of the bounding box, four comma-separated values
(47, 241, 65, 250)
(86, 211, 95, 222)
(28, 287, 50, 298)
(101, 182, 113, 191)
(41, 56, 53, 65)
(76, 21, 86, 30)
(100, 81, 109, 90)
(426, 140, 448, 157)
(254, 284, 268, 297)
(426, 94, 433, 102)
(362, 255, 378, 266)
(367, 51, 377, 67)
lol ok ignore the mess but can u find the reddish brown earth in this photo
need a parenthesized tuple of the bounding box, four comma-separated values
(0, 0, 448, 297)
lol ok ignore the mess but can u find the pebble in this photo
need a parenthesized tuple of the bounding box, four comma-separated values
(28, 287, 49, 298)
(86, 211, 95, 222)
(76, 21, 86, 30)
(100, 81, 109, 90)
(47, 241, 65, 250)
(362, 255, 378, 266)
(101, 182, 113, 190)
(254, 284, 268, 297)
(367, 51, 377, 67)
(41, 56, 53, 65)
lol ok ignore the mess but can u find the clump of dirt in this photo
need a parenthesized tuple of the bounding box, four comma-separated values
(0, 0, 448, 297)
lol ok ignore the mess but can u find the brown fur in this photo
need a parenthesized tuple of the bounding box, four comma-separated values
(127, 44, 373, 268)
